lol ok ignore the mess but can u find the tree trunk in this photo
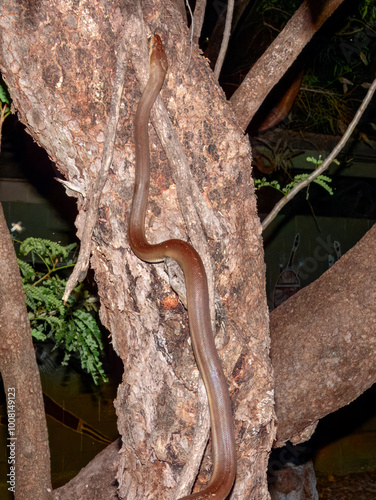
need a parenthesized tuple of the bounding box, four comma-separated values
(0, 1, 273, 498)
(0, 205, 52, 500)
(1, 1, 373, 499)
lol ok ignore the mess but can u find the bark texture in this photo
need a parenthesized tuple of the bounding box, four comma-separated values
(52, 439, 121, 500)
(0, 205, 52, 500)
(270, 223, 376, 447)
(269, 461, 318, 500)
(0, 1, 273, 498)
(230, 0, 346, 130)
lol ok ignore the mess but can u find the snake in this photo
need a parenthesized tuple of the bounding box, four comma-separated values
(128, 35, 236, 500)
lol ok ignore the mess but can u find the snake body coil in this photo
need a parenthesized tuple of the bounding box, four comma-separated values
(129, 35, 236, 500)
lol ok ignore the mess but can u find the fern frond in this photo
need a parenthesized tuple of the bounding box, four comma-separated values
(19, 237, 77, 261)
(31, 327, 47, 341)
(24, 285, 65, 316)
(16, 235, 106, 384)
(73, 310, 103, 344)
(17, 259, 36, 281)
(313, 175, 334, 195)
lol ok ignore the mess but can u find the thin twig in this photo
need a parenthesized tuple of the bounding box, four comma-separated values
(62, 36, 128, 302)
(263, 21, 281, 33)
(193, 0, 207, 44)
(214, 0, 235, 79)
(300, 87, 340, 96)
(185, 0, 194, 68)
(261, 77, 376, 230)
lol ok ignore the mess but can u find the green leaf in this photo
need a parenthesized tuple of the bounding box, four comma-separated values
(0, 84, 10, 105)
(17, 259, 35, 281)
(313, 175, 334, 196)
(31, 328, 47, 341)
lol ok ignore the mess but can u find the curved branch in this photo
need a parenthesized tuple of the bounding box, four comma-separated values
(270, 223, 376, 446)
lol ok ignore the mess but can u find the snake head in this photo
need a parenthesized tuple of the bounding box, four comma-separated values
(149, 34, 168, 74)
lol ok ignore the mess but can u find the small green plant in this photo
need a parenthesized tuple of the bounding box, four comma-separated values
(0, 82, 11, 151)
(15, 237, 108, 385)
(254, 156, 334, 196)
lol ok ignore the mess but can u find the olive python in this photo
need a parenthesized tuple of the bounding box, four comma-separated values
(128, 34, 236, 499)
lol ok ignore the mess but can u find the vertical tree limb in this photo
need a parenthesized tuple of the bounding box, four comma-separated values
(193, 0, 207, 45)
(214, 0, 235, 79)
(0, 205, 52, 500)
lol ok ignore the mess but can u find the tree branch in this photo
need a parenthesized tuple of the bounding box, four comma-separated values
(213, 0, 235, 79)
(270, 223, 376, 446)
(193, 0, 207, 45)
(261, 77, 376, 230)
(230, 0, 346, 130)
(52, 439, 121, 499)
(0, 205, 52, 500)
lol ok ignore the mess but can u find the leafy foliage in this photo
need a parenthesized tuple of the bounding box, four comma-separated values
(0, 81, 11, 150)
(0, 83, 10, 107)
(16, 237, 108, 384)
(254, 156, 334, 196)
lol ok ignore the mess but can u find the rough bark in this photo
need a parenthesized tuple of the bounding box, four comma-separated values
(52, 439, 121, 500)
(269, 461, 318, 500)
(230, 0, 346, 130)
(0, 205, 52, 500)
(270, 223, 376, 447)
(0, 1, 273, 499)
